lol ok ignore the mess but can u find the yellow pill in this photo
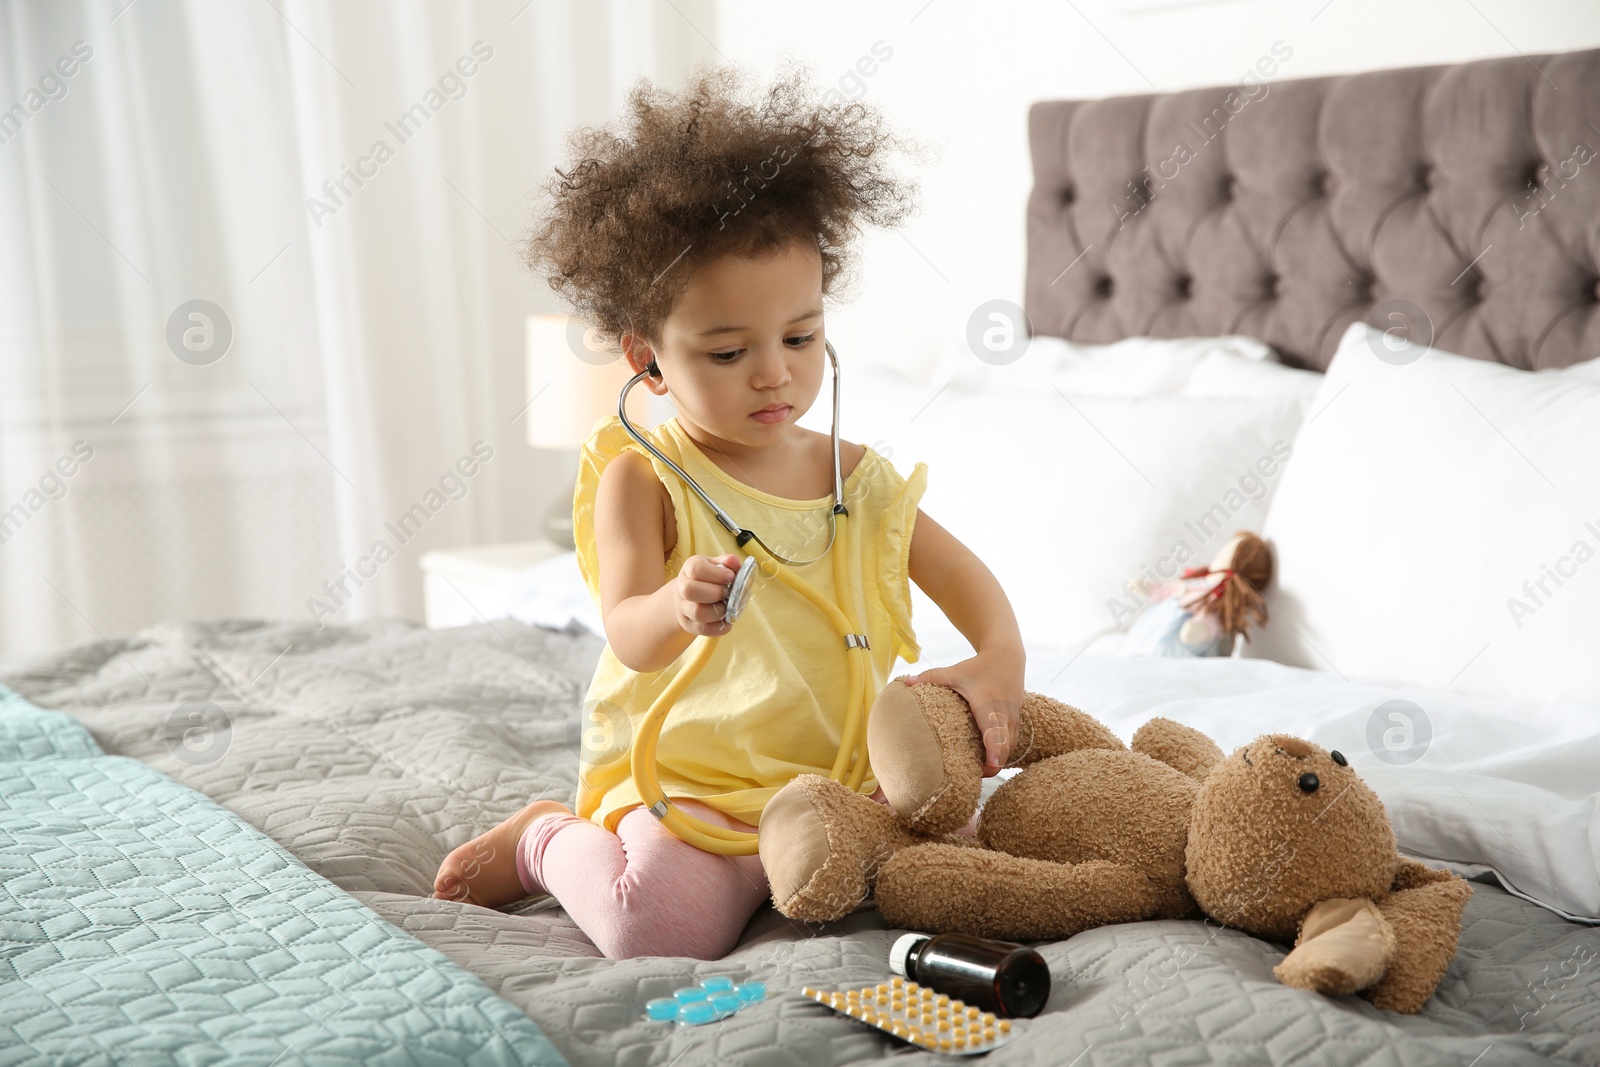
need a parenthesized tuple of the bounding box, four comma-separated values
(981, 1011, 996, 1024)
(890, 1021, 907, 1037)
(952, 1034, 967, 1049)
(998, 1019, 1012, 1033)
(949, 999, 966, 1011)
(908, 1028, 923, 1042)
(939, 1038, 953, 1052)
(935, 993, 949, 1006)
(906, 982, 919, 993)
(936, 1017, 950, 1032)
(801, 986, 815, 997)
(967, 1006, 981, 1018)
(890, 976, 903, 987)
(984, 1026, 996, 1041)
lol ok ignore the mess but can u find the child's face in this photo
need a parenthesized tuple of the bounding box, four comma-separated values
(626, 239, 826, 451)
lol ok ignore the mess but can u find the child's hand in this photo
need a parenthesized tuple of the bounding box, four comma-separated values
(903, 651, 1025, 776)
(673, 553, 744, 637)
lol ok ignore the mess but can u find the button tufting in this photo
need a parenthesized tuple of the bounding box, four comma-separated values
(1222, 176, 1238, 200)
(1418, 163, 1436, 191)
(1265, 274, 1281, 299)
(1312, 171, 1329, 196)
(1094, 275, 1114, 298)
(1174, 274, 1193, 298)
(1059, 185, 1075, 207)
(1523, 160, 1543, 188)
(1593, 278, 1600, 303)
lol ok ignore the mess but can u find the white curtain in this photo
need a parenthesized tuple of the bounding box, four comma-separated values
(0, 0, 718, 660)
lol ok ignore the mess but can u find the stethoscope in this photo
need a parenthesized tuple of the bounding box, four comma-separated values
(586, 339, 879, 855)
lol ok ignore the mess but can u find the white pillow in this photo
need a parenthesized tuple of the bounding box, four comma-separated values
(806, 362, 1309, 651)
(924, 330, 1303, 396)
(1244, 322, 1600, 704)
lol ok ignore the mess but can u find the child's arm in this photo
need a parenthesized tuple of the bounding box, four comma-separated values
(901, 508, 1026, 774)
(593, 449, 740, 673)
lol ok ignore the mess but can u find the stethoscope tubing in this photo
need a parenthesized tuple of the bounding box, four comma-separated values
(615, 340, 847, 565)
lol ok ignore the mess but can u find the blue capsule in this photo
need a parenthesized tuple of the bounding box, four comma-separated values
(734, 981, 765, 1002)
(678, 999, 717, 1026)
(709, 992, 742, 1015)
(673, 986, 709, 1004)
(700, 975, 735, 993)
(645, 998, 678, 1021)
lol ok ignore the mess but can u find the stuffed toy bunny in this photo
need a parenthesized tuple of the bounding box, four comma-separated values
(758, 679, 1471, 1014)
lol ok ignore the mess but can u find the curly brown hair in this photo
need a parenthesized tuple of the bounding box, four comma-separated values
(522, 61, 923, 349)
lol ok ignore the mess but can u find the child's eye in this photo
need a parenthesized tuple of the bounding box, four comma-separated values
(708, 334, 815, 363)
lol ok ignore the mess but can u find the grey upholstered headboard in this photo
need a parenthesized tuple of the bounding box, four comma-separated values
(1024, 48, 1600, 370)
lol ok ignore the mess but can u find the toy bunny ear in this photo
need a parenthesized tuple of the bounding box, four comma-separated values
(1362, 861, 1473, 1013)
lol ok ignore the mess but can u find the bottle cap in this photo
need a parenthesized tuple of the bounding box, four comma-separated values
(888, 933, 928, 977)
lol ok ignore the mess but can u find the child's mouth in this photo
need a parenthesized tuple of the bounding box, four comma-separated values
(750, 405, 791, 424)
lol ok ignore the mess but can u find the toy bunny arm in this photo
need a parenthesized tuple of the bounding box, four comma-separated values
(1273, 897, 1397, 997)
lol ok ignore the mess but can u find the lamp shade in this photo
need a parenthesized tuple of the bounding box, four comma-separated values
(524, 314, 655, 449)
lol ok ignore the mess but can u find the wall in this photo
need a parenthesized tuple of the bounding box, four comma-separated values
(707, 0, 1600, 381)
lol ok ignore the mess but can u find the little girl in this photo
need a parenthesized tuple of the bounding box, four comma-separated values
(432, 64, 1027, 960)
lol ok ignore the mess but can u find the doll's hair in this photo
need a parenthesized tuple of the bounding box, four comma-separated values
(1204, 532, 1274, 640)
(522, 61, 924, 350)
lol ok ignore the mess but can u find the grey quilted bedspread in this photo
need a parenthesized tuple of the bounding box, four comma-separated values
(2, 618, 1597, 1066)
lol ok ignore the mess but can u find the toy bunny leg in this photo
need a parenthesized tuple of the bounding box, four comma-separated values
(759, 774, 920, 922)
(875, 842, 1163, 941)
(868, 679, 1125, 835)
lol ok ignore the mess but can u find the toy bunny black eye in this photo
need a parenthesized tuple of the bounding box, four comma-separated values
(1330, 750, 1347, 767)
(1298, 772, 1320, 794)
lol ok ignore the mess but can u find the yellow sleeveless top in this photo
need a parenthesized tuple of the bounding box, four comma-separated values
(570, 413, 928, 831)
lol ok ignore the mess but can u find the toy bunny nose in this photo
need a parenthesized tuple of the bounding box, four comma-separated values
(1271, 736, 1314, 758)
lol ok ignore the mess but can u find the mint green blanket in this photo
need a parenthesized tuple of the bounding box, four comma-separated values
(0, 685, 567, 1065)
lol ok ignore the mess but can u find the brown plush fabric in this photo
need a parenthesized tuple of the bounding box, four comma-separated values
(865, 677, 984, 834)
(875, 843, 1162, 941)
(1274, 897, 1396, 996)
(1185, 735, 1396, 942)
(1131, 717, 1225, 780)
(1008, 692, 1125, 766)
(758, 774, 916, 922)
(760, 687, 1469, 1013)
(1365, 866, 1473, 1013)
(979, 750, 1198, 919)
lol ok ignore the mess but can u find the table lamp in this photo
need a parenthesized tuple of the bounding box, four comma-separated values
(525, 314, 659, 548)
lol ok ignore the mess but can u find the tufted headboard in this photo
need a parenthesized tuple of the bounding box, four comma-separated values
(1024, 48, 1600, 370)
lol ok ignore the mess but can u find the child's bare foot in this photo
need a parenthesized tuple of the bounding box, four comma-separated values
(433, 799, 571, 907)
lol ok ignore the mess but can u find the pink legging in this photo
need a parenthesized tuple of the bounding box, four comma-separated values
(516, 797, 767, 960)
(516, 788, 979, 960)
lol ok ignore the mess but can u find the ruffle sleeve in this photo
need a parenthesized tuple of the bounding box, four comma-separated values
(877, 455, 929, 665)
(571, 415, 693, 609)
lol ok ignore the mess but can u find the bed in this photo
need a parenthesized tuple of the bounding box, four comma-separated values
(5, 47, 1600, 1067)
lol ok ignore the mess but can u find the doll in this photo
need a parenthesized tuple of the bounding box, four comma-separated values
(1119, 531, 1273, 657)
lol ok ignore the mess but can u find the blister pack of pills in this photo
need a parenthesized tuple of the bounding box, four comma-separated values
(800, 976, 1021, 1055)
(644, 975, 766, 1026)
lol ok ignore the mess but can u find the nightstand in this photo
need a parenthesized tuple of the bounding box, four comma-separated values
(419, 539, 569, 629)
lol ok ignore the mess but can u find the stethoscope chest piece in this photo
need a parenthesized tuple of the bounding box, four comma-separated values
(723, 556, 760, 624)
